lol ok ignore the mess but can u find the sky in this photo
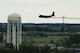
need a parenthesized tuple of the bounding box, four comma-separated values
(0, 0, 80, 23)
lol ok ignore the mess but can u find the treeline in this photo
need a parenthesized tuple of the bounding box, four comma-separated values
(0, 45, 74, 53)
(0, 23, 80, 32)
(22, 26, 57, 32)
(22, 26, 80, 32)
(0, 26, 80, 32)
(0, 48, 19, 53)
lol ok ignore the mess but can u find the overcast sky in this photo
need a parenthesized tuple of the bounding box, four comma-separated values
(0, 0, 80, 23)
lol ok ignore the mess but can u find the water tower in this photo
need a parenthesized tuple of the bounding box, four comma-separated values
(7, 13, 22, 50)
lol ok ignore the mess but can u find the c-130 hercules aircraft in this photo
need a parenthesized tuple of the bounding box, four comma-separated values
(39, 11, 55, 18)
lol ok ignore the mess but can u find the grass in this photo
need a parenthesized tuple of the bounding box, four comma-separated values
(22, 36, 67, 43)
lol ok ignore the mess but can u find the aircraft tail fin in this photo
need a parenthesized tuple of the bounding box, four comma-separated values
(52, 12, 55, 16)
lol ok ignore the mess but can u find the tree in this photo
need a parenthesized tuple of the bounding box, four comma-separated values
(64, 34, 80, 47)
(40, 45, 51, 53)
(39, 33, 44, 37)
(0, 34, 3, 42)
(0, 48, 20, 53)
(19, 45, 40, 53)
(6, 43, 14, 48)
(50, 40, 54, 43)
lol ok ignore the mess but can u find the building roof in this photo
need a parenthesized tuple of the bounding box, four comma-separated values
(8, 13, 21, 21)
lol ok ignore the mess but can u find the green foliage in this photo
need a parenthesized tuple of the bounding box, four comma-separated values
(19, 45, 40, 53)
(53, 48, 75, 53)
(40, 45, 51, 53)
(0, 48, 20, 53)
(20, 44, 52, 53)
(22, 36, 63, 43)
(64, 34, 80, 47)
(6, 43, 14, 48)
(50, 40, 54, 43)
(70, 34, 80, 45)
(0, 44, 75, 53)
(0, 34, 3, 42)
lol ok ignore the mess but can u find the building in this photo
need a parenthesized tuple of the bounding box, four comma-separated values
(7, 13, 22, 50)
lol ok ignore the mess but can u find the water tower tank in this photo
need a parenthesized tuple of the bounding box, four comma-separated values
(8, 13, 21, 21)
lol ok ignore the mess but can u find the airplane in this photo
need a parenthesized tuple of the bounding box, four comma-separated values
(39, 12, 55, 18)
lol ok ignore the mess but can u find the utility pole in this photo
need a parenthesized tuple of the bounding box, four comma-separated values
(62, 16, 65, 47)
